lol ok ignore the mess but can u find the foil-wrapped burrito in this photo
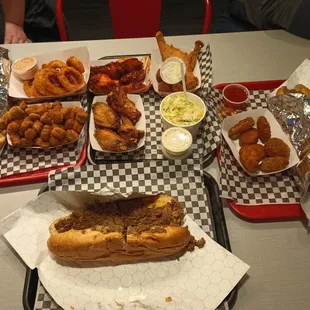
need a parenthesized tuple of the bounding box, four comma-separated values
(0, 47, 10, 114)
(268, 94, 310, 197)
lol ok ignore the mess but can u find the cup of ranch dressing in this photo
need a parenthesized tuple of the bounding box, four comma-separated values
(160, 57, 186, 84)
(161, 127, 192, 160)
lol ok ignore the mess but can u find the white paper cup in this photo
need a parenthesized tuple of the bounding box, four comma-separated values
(160, 92, 206, 138)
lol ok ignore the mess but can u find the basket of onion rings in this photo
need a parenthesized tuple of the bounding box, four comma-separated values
(9, 47, 90, 101)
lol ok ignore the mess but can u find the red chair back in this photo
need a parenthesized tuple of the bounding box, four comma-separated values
(109, 0, 162, 39)
(56, 0, 211, 41)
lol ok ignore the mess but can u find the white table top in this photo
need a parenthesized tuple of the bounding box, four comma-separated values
(1, 30, 310, 310)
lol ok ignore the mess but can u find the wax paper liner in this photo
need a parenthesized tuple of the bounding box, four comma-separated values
(0, 189, 249, 310)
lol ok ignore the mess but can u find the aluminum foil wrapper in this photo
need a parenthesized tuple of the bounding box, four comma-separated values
(268, 94, 310, 196)
(0, 47, 10, 114)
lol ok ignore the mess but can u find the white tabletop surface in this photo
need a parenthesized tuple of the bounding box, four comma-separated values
(1, 30, 310, 310)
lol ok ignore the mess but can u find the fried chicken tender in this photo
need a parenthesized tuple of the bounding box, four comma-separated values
(261, 156, 289, 173)
(7, 121, 20, 134)
(20, 138, 33, 147)
(8, 106, 26, 120)
(264, 138, 290, 159)
(257, 116, 271, 143)
(239, 144, 265, 173)
(66, 129, 79, 142)
(94, 128, 127, 152)
(228, 117, 255, 140)
(51, 127, 66, 140)
(28, 113, 41, 121)
(239, 129, 258, 147)
(19, 119, 33, 136)
(10, 133, 21, 146)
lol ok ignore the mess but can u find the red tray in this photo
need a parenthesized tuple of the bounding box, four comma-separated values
(215, 80, 305, 220)
(0, 146, 87, 188)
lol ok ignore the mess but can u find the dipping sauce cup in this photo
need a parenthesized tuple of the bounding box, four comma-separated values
(223, 84, 249, 110)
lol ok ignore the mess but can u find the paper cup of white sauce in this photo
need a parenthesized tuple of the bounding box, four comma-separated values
(160, 92, 206, 138)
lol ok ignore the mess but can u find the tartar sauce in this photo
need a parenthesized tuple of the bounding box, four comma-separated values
(160, 57, 185, 84)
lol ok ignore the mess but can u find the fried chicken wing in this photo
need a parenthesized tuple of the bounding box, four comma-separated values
(120, 58, 143, 73)
(239, 129, 258, 147)
(261, 156, 289, 173)
(107, 87, 141, 124)
(94, 128, 127, 152)
(118, 116, 145, 148)
(119, 70, 146, 85)
(228, 117, 255, 140)
(264, 138, 290, 159)
(158, 81, 173, 93)
(92, 102, 121, 129)
(89, 73, 120, 94)
(257, 116, 271, 143)
(91, 62, 123, 80)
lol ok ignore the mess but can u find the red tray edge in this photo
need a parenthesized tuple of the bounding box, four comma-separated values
(0, 146, 87, 188)
(214, 80, 305, 220)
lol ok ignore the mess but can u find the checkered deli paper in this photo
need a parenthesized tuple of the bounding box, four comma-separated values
(213, 88, 301, 205)
(0, 95, 88, 178)
(89, 45, 213, 163)
(0, 163, 249, 310)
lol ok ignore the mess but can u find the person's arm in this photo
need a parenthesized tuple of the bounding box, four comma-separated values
(1, 0, 27, 43)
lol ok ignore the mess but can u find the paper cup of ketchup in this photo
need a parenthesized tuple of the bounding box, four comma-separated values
(223, 84, 249, 110)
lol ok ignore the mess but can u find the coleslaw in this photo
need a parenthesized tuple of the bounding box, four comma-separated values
(161, 94, 204, 125)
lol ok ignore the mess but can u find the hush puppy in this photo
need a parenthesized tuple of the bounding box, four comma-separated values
(239, 144, 265, 173)
(261, 156, 289, 173)
(239, 129, 258, 147)
(257, 116, 271, 143)
(264, 138, 290, 159)
(228, 117, 255, 140)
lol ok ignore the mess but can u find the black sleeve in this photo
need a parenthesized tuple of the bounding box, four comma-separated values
(0, 5, 5, 44)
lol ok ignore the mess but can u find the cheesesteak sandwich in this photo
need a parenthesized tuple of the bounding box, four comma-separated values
(47, 194, 205, 263)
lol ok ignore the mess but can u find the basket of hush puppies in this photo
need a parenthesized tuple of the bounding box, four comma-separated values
(0, 100, 88, 148)
(222, 108, 299, 175)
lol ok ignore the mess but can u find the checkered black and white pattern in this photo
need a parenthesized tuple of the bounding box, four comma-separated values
(0, 95, 88, 178)
(35, 281, 60, 310)
(219, 140, 301, 205)
(90, 46, 213, 163)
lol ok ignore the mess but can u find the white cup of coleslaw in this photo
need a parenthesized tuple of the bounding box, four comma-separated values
(160, 92, 206, 138)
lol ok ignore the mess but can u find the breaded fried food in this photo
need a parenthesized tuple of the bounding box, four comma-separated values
(228, 117, 255, 140)
(73, 120, 83, 133)
(52, 111, 64, 124)
(239, 129, 258, 147)
(276, 86, 289, 96)
(257, 116, 271, 143)
(264, 138, 290, 159)
(7, 121, 20, 134)
(64, 119, 74, 130)
(19, 119, 33, 136)
(40, 112, 53, 125)
(94, 128, 127, 152)
(10, 133, 21, 146)
(75, 110, 88, 124)
(239, 144, 265, 173)
(28, 113, 41, 121)
(19, 101, 28, 110)
(66, 129, 79, 142)
(8, 106, 26, 120)
(34, 138, 50, 148)
(33, 120, 43, 134)
(261, 156, 289, 173)
(93, 102, 120, 129)
(51, 127, 66, 140)
(20, 138, 33, 147)
(49, 136, 60, 147)
(24, 128, 37, 140)
(158, 81, 173, 93)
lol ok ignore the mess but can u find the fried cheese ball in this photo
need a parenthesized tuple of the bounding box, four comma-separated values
(42, 102, 52, 110)
(25, 105, 39, 115)
(228, 117, 255, 140)
(51, 127, 66, 140)
(64, 119, 74, 130)
(60, 107, 69, 119)
(24, 128, 37, 140)
(73, 120, 83, 133)
(65, 106, 76, 120)
(19, 119, 33, 136)
(40, 126, 51, 142)
(261, 156, 289, 173)
(257, 116, 271, 143)
(239, 144, 265, 173)
(8, 106, 26, 120)
(19, 101, 28, 110)
(20, 138, 33, 147)
(49, 136, 60, 147)
(33, 120, 43, 134)
(40, 112, 53, 125)
(51, 101, 63, 111)
(34, 138, 50, 148)
(7, 121, 20, 134)
(28, 113, 41, 121)
(75, 110, 88, 124)
(264, 138, 290, 159)
(66, 129, 79, 142)
(52, 111, 64, 124)
(0, 117, 6, 130)
(239, 129, 258, 147)
(10, 133, 21, 146)
(36, 105, 48, 116)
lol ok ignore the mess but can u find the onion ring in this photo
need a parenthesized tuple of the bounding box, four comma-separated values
(58, 67, 85, 92)
(33, 69, 55, 96)
(23, 80, 44, 97)
(42, 71, 67, 95)
(66, 56, 85, 73)
(47, 60, 67, 70)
